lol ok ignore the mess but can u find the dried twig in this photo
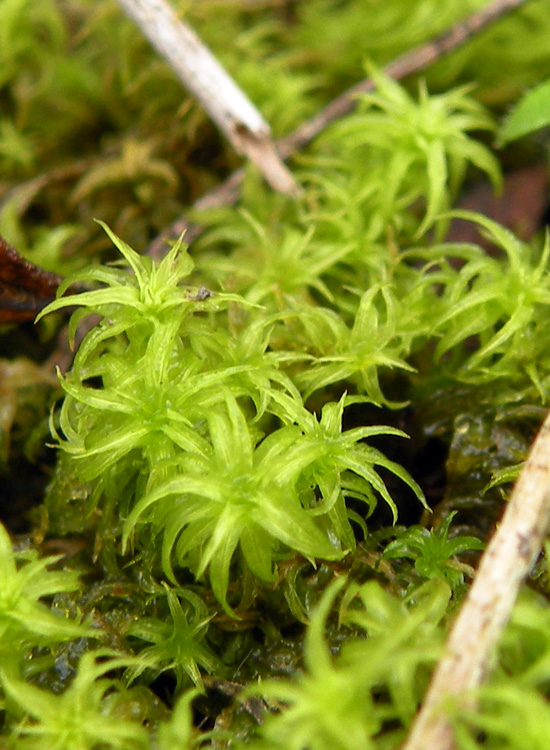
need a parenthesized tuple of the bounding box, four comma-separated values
(116, 0, 299, 196)
(147, 0, 533, 258)
(401, 409, 550, 750)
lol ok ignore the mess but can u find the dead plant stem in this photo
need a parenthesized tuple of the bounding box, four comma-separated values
(401, 409, 550, 750)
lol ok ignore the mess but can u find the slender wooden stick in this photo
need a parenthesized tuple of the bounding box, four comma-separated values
(116, 0, 300, 196)
(401, 409, 550, 750)
(147, 0, 533, 258)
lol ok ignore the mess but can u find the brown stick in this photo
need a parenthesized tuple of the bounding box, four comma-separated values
(147, 0, 532, 258)
(401, 409, 550, 750)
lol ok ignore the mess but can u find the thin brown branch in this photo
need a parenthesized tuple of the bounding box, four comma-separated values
(279, 0, 533, 157)
(147, 0, 533, 258)
(116, 0, 300, 196)
(401, 409, 550, 750)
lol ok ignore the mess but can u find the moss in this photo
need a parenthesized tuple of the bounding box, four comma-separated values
(2, 1, 550, 748)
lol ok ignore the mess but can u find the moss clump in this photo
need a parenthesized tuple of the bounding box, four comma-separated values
(2, 2, 550, 749)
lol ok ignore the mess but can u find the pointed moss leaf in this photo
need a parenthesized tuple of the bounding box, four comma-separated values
(95, 219, 150, 288)
(498, 79, 550, 146)
(125, 585, 219, 691)
(1, 652, 149, 750)
(157, 689, 203, 750)
(0, 523, 95, 653)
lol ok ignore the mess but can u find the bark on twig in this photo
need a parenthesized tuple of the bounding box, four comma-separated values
(147, 0, 533, 258)
(116, 0, 299, 196)
(401, 409, 550, 750)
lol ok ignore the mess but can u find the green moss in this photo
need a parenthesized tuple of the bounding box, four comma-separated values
(2, 1, 550, 748)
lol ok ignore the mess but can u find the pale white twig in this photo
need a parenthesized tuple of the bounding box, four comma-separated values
(401, 409, 550, 750)
(116, 0, 300, 195)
